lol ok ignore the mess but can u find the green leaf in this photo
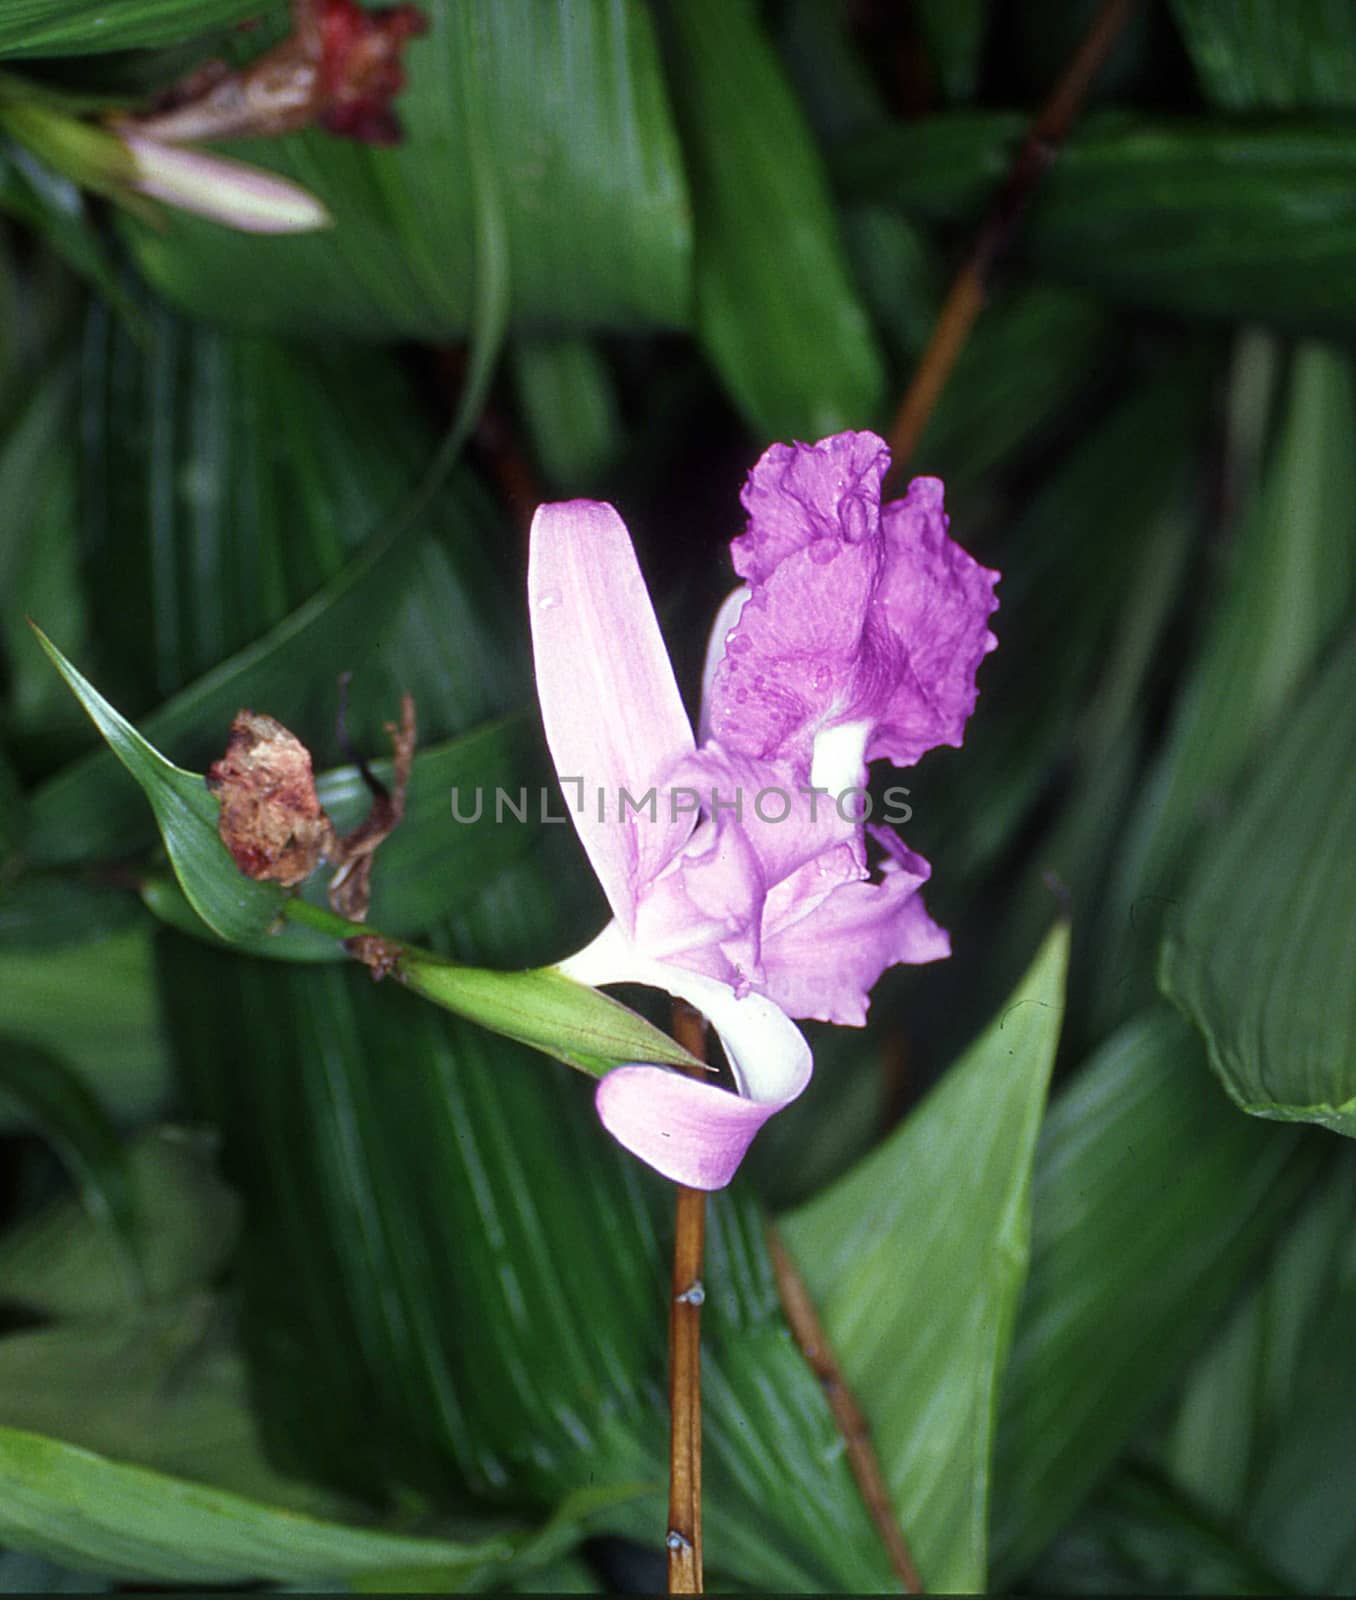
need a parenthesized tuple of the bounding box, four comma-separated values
(157, 926, 902, 1590)
(0, 1127, 238, 1319)
(0, 0, 259, 56)
(30, 623, 286, 944)
(780, 925, 1069, 1594)
(658, 0, 885, 436)
(27, 312, 520, 866)
(990, 1007, 1324, 1583)
(1161, 623, 1356, 1135)
(0, 1423, 547, 1586)
(838, 113, 1356, 333)
(1104, 341, 1356, 1021)
(510, 337, 624, 493)
(399, 951, 699, 1079)
(0, 930, 169, 1127)
(0, 1041, 137, 1263)
(125, 0, 691, 340)
(1168, 0, 1356, 109)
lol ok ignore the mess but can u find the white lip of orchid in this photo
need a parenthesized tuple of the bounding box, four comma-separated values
(809, 716, 871, 795)
(555, 921, 811, 1106)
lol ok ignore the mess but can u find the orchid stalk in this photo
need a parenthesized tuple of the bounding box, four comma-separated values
(530, 431, 999, 1191)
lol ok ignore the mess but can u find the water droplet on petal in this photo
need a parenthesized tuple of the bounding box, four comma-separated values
(537, 589, 561, 611)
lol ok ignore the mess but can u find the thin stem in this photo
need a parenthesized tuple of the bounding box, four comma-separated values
(884, 0, 1137, 483)
(667, 1002, 709, 1595)
(767, 1223, 923, 1594)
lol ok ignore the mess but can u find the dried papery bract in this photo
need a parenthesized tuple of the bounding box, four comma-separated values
(206, 695, 416, 922)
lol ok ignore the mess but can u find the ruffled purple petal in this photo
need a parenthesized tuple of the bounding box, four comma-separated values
(706, 432, 999, 777)
(870, 478, 1000, 767)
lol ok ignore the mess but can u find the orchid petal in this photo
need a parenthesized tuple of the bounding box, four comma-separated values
(529, 502, 696, 933)
(698, 585, 748, 742)
(559, 925, 812, 1189)
(120, 135, 332, 233)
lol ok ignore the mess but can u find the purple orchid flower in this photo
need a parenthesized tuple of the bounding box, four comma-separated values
(529, 432, 998, 1191)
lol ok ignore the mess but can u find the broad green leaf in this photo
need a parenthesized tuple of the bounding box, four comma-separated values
(510, 337, 624, 493)
(0, 1423, 546, 1586)
(1169, 0, 1356, 109)
(0, 930, 168, 1126)
(1029, 1466, 1292, 1596)
(990, 1008, 1324, 1583)
(0, 1297, 338, 1515)
(1243, 1272, 1356, 1591)
(0, 1, 259, 56)
(126, 1, 690, 339)
(0, 1041, 136, 1260)
(1163, 1150, 1356, 1524)
(838, 113, 1356, 333)
(27, 310, 520, 866)
(31, 624, 286, 943)
(0, 141, 130, 307)
(659, 0, 884, 436)
(1161, 624, 1356, 1134)
(1105, 341, 1356, 1020)
(780, 925, 1068, 1594)
(158, 923, 901, 1591)
(0, 1127, 238, 1319)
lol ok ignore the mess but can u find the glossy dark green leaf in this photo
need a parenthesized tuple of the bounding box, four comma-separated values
(658, 0, 885, 436)
(0, 1040, 137, 1262)
(26, 313, 520, 866)
(1161, 624, 1356, 1134)
(0, 142, 128, 315)
(837, 112, 1356, 332)
(32, 624, 286, 943)
(0, 1, 258, 56)
(0, 1422, 547, 1587)
(0, 1127, 237, 1318)
(126, 1, 690, 340)
(158, 918, 901, 1591)
(781, 926, 1068, 1593)
(1103, 341, 1356, 1021)
(510, 337, 624, 494)
(0, 931, 168, 1128)
(1169, 0, 1356, 109)
(990, 1008, 1324, 1583)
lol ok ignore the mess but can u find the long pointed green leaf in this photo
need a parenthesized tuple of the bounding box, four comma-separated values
(31, 624, 284, 943)
(1161, 625, 1356, 1134)
(781, 925, 1068, 1593)
(990, 1008, 1324, 1582)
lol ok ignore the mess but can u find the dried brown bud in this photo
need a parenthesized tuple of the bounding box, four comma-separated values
(206, 710, 335, 885)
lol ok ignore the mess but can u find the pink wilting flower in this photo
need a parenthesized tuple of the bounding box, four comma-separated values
(530, 432, 999, 1190)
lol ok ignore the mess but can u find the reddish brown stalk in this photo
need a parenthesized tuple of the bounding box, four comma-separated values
(667, 1002, 709, 1594)
(884, 0, 1137, 483)
(767, 1224, 923, 1593)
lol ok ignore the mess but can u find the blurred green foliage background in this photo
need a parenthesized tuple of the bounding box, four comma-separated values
(2, 0, 1356, 1592)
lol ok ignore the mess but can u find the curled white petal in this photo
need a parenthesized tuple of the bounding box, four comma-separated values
(120, 134, 332, 234)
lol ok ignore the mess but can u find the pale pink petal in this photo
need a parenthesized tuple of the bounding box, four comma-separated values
(529, 501, 696, 932)
(563, 930, 812, 1189)
(120, 135, 332, 234)
(759, 835, 949, 1025)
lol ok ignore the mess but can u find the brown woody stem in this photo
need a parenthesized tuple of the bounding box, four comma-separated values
(667, 1002, 709, 1594)
(884, 0, 1137, 483)
(767, 1223, 923, 1593)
